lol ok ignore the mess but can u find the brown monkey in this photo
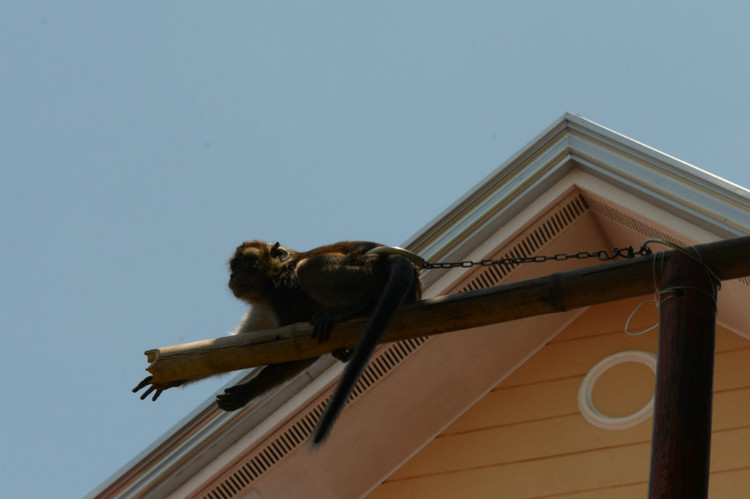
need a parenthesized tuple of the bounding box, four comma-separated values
(133, 240, 421, 444)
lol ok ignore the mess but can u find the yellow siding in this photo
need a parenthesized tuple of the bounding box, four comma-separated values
(366, 297, 750, 499)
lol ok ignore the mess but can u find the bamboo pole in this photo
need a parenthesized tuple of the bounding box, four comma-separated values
(648, 252, 717, 499)
(144, 236, 750, 384)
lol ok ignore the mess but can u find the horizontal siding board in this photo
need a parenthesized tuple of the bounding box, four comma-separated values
(370, 431, 748, 499)
(500, 468, 749, 499)
(538, 482, 649, 499)
(392, 391, 748, 480)
(454, 347, 746, 436)
(710, 427, 750, 472)
(370, 443, 652, 499)
(707, 468, 750, 498)
(713, 387, 750, 429)
(390, 414, 650, 479)
(715, 348, 750, 391)
(714, 327, 750, 351)
(502, 331, 746, 390)
(501, 330, 658, 387)
(444, 376, 582, 433)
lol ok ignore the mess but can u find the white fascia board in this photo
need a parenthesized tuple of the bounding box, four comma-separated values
(566, 113, 749, 198)
(405, 114, 575, 264)
(564, 114, 750, 237)
(405, 113, 749, 271)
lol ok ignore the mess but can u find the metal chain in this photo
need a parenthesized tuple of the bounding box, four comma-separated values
(422, 244, 652, 270)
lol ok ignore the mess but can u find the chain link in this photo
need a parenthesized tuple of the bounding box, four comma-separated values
(422, 244, 652, 270)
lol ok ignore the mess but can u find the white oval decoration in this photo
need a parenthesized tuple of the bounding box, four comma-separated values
(577, 350, 657, 430)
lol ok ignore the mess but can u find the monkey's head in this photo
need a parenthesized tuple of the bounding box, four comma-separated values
(228, 241, 295, 302)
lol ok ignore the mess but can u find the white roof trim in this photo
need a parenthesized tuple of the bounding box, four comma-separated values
(407, 113, 749, 288)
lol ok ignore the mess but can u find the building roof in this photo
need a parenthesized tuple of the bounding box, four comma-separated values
(88, 113, 750, 499)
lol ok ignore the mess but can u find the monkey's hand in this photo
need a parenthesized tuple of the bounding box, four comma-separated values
(132, 376, 183, 402)
(331, 349, 353, 362)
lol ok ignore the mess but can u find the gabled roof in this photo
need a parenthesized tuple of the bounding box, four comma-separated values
(411, 113, 748, 289)
(88, 114, 750, 499)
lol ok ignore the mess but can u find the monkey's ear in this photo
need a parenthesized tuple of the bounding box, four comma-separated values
(271, 242, 291, 262)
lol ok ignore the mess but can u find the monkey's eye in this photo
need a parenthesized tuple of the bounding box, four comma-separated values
(230, 259, 244, 273)
(231, 257, 257, 273)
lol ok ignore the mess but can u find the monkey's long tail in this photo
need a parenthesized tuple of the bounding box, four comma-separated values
(311, 256, 416, 446)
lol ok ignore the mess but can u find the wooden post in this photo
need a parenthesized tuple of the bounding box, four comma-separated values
(648, 251, 718, 499)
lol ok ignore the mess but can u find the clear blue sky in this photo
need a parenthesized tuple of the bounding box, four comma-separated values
(1, 2, 748, 498)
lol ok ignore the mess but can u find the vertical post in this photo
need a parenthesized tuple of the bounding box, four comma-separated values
(648, 252, 718, 499)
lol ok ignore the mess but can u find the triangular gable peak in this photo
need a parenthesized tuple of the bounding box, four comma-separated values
(412, 113, 747, 289)
(88, 114, 750, 499)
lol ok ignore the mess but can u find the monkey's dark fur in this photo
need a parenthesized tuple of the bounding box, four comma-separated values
(134, 240, 421, 445)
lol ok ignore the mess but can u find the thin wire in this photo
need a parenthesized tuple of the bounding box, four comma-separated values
(624, 298, 659, 336)
(659, 286, 719, 307)
(624, 239, 720, 336)
(643, 238, 722, 294)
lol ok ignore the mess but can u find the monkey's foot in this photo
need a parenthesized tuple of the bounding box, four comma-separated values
(216, 385, 253, 412)
(332, 349, 353, 362)
(312, 306, 362, 343)
(311, 311, 336, 343)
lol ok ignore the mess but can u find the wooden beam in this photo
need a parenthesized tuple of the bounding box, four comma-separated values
(144, 235, 750, 384)
(648, 252, 717, 499)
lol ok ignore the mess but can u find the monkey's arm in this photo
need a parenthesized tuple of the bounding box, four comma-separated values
(311, 256, 418, 445)
(133, 358, 318, 409)
(133, 360, 316, 409)
(216, 358, 318, 411)
(132, 305, 280, 401)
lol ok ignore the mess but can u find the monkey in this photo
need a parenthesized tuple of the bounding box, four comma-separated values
(133, 240, 421, 445)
